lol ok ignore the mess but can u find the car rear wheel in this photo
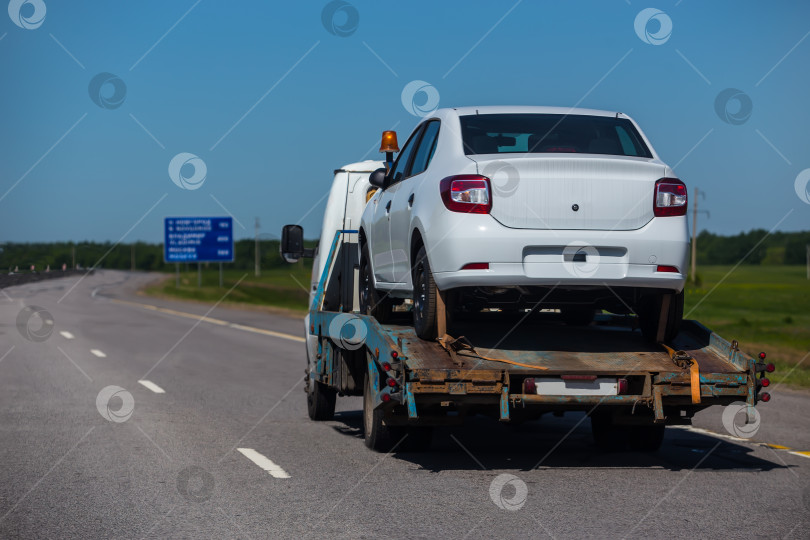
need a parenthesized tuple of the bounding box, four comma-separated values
(412, 245, 438, 340)
(359, 242, 392, 324)
(638, 291, 683, 343)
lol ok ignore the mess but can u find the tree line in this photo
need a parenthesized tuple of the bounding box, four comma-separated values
(1, 230, 808, 273)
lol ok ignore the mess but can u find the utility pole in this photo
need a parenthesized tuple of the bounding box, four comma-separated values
(691, 187, 698, 283)
(254, 217, 261, 277)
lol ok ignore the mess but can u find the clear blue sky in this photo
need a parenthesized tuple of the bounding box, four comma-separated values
(1, 0, 808, 243)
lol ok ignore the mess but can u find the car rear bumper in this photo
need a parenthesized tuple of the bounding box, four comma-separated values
(425, 214, 688, 292)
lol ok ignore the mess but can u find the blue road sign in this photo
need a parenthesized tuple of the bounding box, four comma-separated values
(164, 217, 234, 263)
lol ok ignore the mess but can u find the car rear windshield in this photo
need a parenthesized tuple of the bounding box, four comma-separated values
(459, 113, 653, 157)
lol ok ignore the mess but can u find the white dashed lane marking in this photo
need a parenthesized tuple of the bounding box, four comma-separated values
(90, 349, 106, 358)
(59, 331, 74, 339)
(237, 448, 291, 479)
(138, 380, 166, 394)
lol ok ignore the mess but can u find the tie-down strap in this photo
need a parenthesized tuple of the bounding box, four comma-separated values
(661, 343, 701, 404)
(437, 334, 548, 371)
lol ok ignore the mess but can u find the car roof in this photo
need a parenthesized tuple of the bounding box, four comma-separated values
(441, 106, 626, 118)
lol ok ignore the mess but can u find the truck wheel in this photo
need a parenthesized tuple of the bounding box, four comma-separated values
(561, 308, 596, 326)
(638, 291, 684, 343)
(363, 371, 400, 451)
(590, 411, 625, 451)
(412, 245, 438, 340)
(360, 242, 392, 324)
(306, 378, 336, 421)
(627, 424, 666, 452)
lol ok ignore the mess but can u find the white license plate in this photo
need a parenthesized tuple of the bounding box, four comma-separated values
(534, 377, 617, 396)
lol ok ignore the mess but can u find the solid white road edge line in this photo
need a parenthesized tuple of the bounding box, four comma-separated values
(59, 331, 75, 339)
(237, 448, 291, 479)
(110, 298, 305, 343)
(138, 379, 166, 394)
(90, 349, 106, 358)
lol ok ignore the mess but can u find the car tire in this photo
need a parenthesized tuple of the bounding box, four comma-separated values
(412, 245, 438, 340)
(561, 308, 596, 326)
(638, 291, 684, 343)
(359, 242, 393, 324)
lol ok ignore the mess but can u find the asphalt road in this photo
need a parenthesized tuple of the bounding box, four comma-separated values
(1, 270, 808, 539)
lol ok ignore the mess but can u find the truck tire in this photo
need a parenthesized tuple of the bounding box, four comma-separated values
(360, 242, 392, 324)
(307, 378, 336, 421)
(362, 372, 432, 452)
(590, 411, 624, 451)
(638, 290, 684, 343)
(412, 245, 438, 340)
(363, 371, 400, 451)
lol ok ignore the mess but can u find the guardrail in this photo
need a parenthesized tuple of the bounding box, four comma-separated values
(0, 269, 91, 289)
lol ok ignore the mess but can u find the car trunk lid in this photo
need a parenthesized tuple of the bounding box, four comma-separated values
(471, 155, 665, 231)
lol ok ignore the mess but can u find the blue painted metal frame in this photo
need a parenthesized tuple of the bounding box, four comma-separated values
(308, 230, 405, 414)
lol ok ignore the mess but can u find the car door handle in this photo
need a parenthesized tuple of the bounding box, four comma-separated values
(408, 193, 414, 207)
(385, 201, 391, 213)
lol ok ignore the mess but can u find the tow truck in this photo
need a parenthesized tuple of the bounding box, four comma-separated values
(280, 153, 773, 453)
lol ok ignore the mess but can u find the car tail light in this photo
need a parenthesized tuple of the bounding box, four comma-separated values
(440, 175, 492, 214)
(761, 378, 770, 387)
(760, 392, 771, 402)
(461, 262, 489, 270)
(523, 378, 537, 394)
(654, 178, 687, 217)
(617, 378, 629, 394)
(656, 265, 679, 273)
(766, 363, 775, 373)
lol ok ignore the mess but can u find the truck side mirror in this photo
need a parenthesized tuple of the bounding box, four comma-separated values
(369, 168, 387, 189)
(280, 224, 310, 263)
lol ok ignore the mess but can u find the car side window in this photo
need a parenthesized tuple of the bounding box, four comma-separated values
(389, 125, 424, 185)
(409, 121, 441, 177)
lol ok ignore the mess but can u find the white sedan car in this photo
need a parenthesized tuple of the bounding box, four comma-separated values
(359, 106, 688, 342)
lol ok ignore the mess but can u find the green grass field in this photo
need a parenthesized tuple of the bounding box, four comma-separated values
(143, 263, 312, 314)
(685, 265, 810, 388)
(143, 263, 810, 388)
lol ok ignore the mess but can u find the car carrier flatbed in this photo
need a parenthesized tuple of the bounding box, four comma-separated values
(284, 229, 773, 452)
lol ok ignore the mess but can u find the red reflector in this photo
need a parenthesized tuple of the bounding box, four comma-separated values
(523, 378, 536, 394)
(391, 351, 398, 359)
(759, 352, 766, 360)
(760, 392, 771, 402)
(761, 378, 770, 387)
(382, 362, 392, 371)
(766, 363, 775, 373)
(382, 393, 391, 403)
(461, 262, 489, 270)
(387, 378, 397, 387)
(561, 375, 597, 381)
(656, 265, 679, 273)
(617, 378, 629, 395)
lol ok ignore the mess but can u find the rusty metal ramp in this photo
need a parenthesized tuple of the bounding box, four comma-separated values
(388, 313, 745, 376)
